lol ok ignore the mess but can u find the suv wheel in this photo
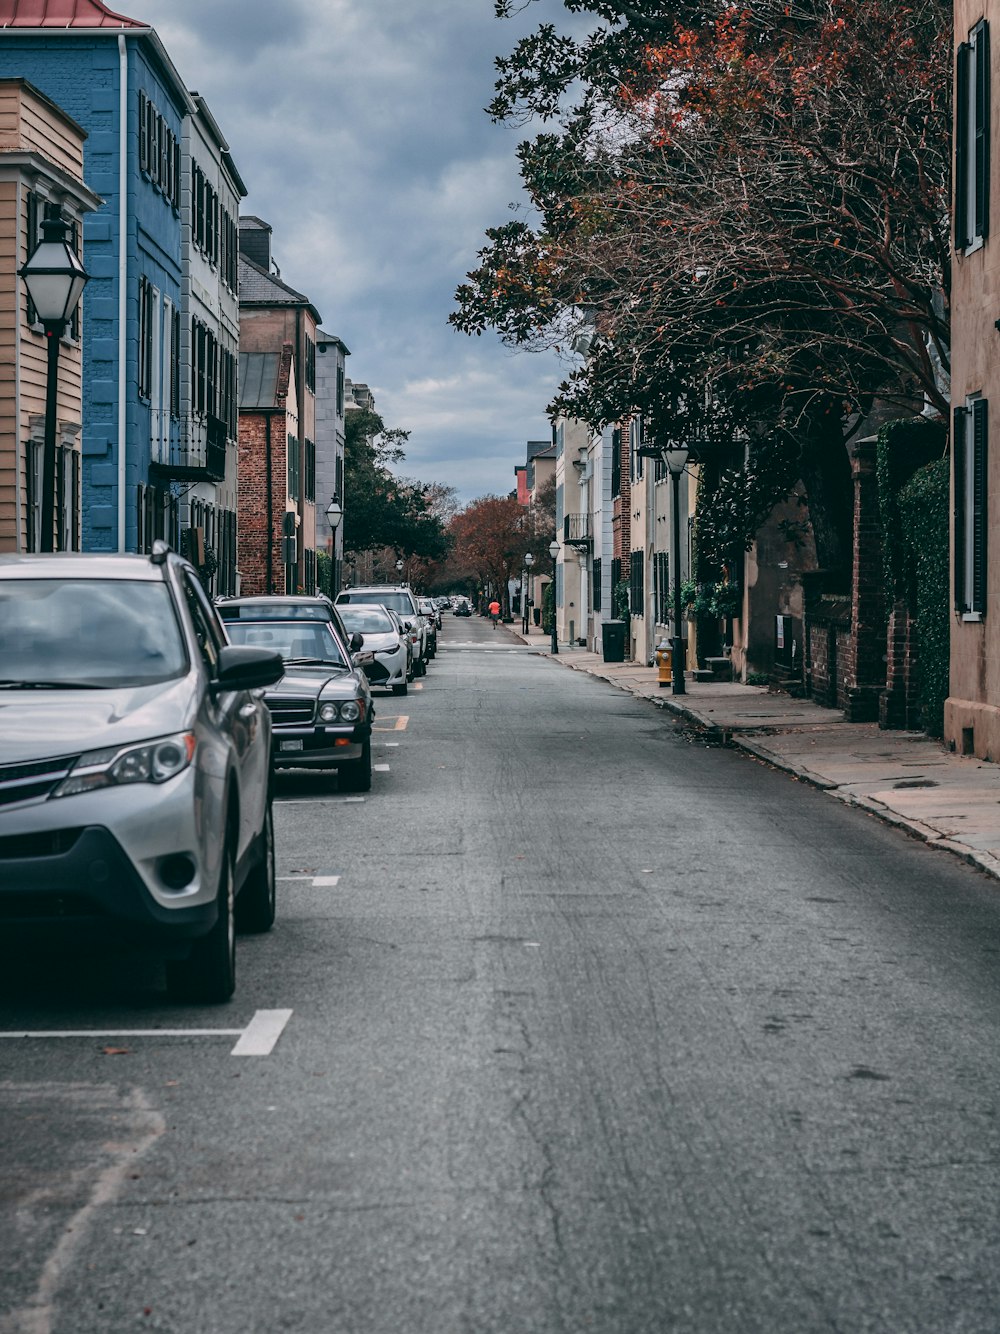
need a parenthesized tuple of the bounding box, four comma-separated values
(338, 738, 372, 793)
(167, 839, 236, 1003)
(236, 800, 276, 933)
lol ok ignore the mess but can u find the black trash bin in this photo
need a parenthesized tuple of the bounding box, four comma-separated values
(602, 620, 627, 663)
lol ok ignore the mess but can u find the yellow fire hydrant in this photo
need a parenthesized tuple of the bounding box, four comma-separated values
(655, 638, 672, 688)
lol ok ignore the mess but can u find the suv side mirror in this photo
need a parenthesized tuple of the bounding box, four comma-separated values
(213, 645, 284, 692)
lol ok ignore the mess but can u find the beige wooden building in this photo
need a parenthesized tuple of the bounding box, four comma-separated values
(0, 79, 100, 552)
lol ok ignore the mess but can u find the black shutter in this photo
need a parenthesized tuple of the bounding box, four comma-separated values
(138, 90, 148, 174)
(972, 398, 989, 614)
(954, 406, 966, 610)
(976, 23, 991, 241)
(611, 428, 621, 499)
(957, 43, 971, 248)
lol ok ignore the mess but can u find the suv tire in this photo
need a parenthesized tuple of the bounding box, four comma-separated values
(236, 800, 276, 933)
(166, 839, 236, 1003)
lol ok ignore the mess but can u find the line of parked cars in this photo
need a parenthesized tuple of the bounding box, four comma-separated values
(0, 550, 445, 1005)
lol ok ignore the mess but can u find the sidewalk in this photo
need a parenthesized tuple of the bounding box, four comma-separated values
(509, 621, 1000, 884)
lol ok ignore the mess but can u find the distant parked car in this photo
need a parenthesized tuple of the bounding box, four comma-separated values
(219, 596, 375, 791)
(453, 601, 472, 617)
(416, 597, 439, 656)
(337, 602, 410, 696)
(0, 546, 284, 1002)
(336, 585, 428, 674)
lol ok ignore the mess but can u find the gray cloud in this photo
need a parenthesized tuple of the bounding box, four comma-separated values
(124, 0, 580, 503)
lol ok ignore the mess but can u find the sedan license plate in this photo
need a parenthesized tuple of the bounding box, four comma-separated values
(279, 739, 304, 752)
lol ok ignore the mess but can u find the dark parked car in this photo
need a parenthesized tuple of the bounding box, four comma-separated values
(218, 596, 375, 792)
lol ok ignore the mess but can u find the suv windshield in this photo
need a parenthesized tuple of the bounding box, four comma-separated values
(339, 590, 414, 616)
(226, 620, 348, 667)
(0, 579, 187, 688)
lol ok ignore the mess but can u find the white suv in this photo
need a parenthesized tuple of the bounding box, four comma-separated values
(336, 585, 428, 675)
(0, 546, 283, 1002)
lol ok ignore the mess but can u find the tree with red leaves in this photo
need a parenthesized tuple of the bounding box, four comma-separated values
(454, 0, 951, 571)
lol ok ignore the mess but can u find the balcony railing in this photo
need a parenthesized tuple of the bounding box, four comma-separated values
(563, 513, 592, 549)
(149, 413, 230, 483)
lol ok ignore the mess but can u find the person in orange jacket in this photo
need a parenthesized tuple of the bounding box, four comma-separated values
(488, 598, 501, 627)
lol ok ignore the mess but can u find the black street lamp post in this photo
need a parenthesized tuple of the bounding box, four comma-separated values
(548, 538, 560, 655)
(19, 207, 89, 553)
(325, 494, 343, 598)
(521, 551, 534, 634)
(663, 445, 690, 695)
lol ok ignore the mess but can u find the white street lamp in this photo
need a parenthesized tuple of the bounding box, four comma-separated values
(325, 495, 343, 597)
(548, 538, 560, 655)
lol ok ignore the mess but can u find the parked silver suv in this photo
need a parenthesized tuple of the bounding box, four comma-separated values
(0, 546, 283, 1002)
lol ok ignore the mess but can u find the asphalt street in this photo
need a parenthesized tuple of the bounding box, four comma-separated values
(3, 614, 1000, 1333)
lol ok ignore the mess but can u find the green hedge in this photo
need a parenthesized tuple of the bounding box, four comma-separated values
(898, 458, 950, 737)
(877, 416, 946, 602)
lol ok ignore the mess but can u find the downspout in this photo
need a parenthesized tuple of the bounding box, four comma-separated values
(265, 413, 273, 595)
(14, 177, 22, 550)
(117, 34, 128, 551)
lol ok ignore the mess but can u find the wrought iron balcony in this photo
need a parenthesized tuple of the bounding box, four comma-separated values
(149, 413, 230, 483)
(563, 513, 592, 549)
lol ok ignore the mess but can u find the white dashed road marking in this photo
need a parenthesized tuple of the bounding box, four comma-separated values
(374, 764, 391, 772)
(311, 876, 341, 887)
(230, 1008, 294, 1057)
(0, 1009, 294, 1058)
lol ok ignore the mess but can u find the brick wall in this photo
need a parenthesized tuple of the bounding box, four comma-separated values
(237, 412, 287, 596)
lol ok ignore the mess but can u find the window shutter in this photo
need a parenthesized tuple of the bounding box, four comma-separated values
(138, 90, 148, 174)
(976, 23, 991, 240)
(972, 397, 989, 614)
(954, 405, 967, 610)
(957, 43, 971, 248)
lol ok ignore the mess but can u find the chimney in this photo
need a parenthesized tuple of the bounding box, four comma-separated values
(239, 216, 272, 270)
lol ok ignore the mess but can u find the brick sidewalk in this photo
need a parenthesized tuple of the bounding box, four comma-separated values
(506, 624, 1000, 884)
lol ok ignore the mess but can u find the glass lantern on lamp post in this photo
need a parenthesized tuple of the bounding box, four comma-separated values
(19, 207, 89, 553)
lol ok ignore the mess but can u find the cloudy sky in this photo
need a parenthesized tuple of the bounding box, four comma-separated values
(122, 0, 585, 505)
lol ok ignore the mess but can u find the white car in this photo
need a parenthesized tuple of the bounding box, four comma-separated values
(336, 585, 427, 676)
(338, 603, 410, 696)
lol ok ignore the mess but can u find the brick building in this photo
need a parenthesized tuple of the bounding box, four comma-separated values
(237, 343, 297, 596)
(238, 216, 320, 594)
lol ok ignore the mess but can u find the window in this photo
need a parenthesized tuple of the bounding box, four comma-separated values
(654, 551, 670, 625)
(304, 438, 316, 501)
(629, 549, 644, 616)
(592, 557, 602, 612)
(287, 435, 300, 500)
(139, 91, 178, 211)
(611, 556, 622, 603)
(55, 445, 80, 551)
(305, 336, 316, 393)
(25, 440, 42, 552)
(630, 417, 644, 481)
(957, 21, 991, 251)
(170, 306, 181, 418)
(611, 428, 622, 500)
(336, 365, 345, 416)
(954, 398, 988, 618)
(182, 572, 224, 672)
(138, 276, 155, 400)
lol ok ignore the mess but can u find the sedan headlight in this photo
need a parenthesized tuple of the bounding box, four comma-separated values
(52, 732, 196, 799)
(338, 700, 362, 723)
(318, 700, 365, 724)
(318, 702, 339, 722)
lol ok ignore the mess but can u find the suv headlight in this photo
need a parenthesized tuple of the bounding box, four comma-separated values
(52, 732, 196, 799)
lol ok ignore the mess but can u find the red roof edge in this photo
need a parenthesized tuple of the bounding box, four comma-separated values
(0, 0, 147, 29)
